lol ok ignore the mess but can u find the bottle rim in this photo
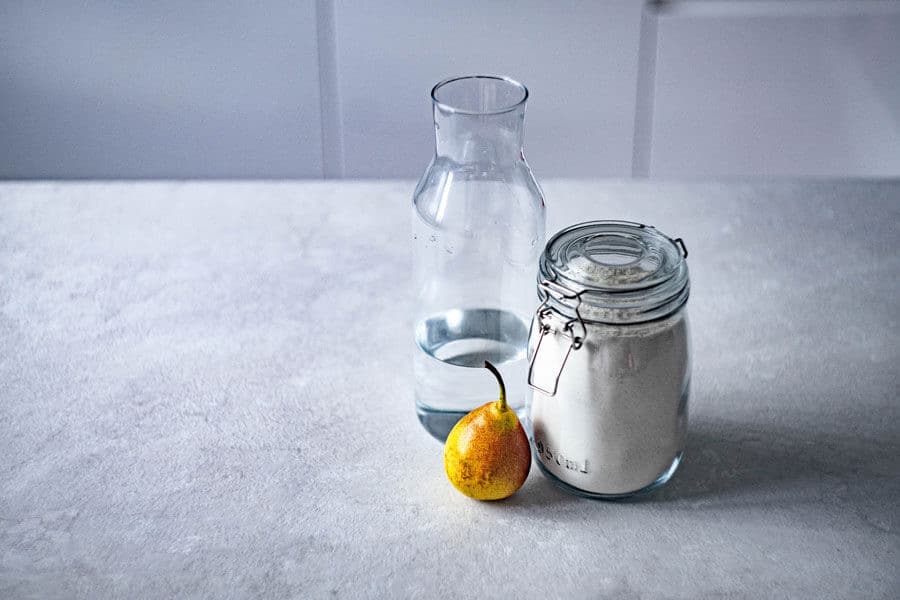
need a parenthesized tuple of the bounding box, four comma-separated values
(431, 75, 529, 116)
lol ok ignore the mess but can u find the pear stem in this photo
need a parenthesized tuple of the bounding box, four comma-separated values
(484, 361, 507, 412)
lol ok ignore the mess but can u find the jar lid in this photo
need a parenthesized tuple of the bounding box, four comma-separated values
(537, 220, 690, 324)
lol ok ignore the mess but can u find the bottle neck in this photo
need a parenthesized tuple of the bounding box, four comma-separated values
(433, 105, 526, 166)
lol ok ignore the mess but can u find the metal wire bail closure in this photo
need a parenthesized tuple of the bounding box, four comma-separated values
(527, 279, 587, 396)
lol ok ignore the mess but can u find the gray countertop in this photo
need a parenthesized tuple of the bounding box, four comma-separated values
(1, 180, 898, 599)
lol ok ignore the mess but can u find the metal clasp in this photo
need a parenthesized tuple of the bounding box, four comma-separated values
(527, 279, 587, 396)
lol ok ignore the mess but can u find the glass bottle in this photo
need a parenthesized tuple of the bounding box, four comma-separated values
(412, 75, 546, 441)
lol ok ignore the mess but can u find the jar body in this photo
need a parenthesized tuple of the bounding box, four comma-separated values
(412, 76, 545, 441)
(529, 307, 691, 498)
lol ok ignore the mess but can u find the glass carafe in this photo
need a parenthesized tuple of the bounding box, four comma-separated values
(412, 75, 546, 441)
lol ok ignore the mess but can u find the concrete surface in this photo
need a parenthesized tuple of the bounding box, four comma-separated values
(1, 180, 898, 599)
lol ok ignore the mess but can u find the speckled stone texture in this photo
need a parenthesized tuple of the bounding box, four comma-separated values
(1, 180, 898, 599)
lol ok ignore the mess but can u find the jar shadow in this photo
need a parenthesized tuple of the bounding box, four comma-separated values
(487, 417, 898, 509)
(639, 417, 899, 504)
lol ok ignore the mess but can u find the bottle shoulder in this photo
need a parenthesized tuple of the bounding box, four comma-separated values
(413, 157, 545, 223)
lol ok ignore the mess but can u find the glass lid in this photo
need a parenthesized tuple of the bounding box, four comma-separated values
(537, 220, 690, 324)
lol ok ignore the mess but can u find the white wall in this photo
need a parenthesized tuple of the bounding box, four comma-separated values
(1, 1, 324, 178)
(2, 1, 899, 179)
(644, 1, 900, 178)
(329, 0, 642, 178)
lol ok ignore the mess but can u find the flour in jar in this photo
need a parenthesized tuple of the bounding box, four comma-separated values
(531, 310, 690, 495)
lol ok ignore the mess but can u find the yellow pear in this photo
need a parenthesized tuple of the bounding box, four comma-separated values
(444, 361, 531, 500)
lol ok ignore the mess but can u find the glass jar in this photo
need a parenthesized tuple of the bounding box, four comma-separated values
(528, 221, 691, 498)
(412, 75, 546, 441)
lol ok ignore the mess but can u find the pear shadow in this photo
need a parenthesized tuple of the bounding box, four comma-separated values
(495, 470, 584, 509)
